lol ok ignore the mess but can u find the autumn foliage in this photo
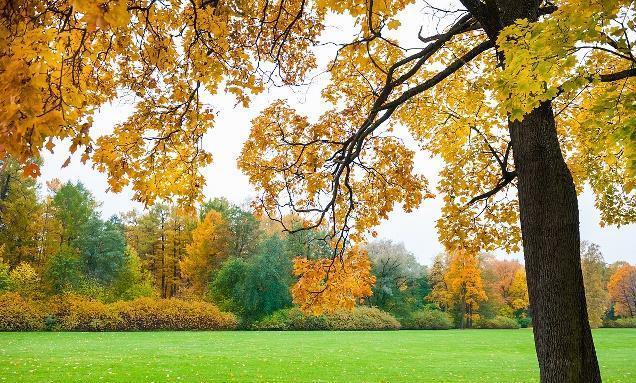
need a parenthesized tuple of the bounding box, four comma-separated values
(444, 249, 488, 328)
(181, 209, 226, 295)
(608, 265, 636, 317)
(0, 292, 237, 331)
(291, 246, 375, 315)
(0, 292, 47, 331)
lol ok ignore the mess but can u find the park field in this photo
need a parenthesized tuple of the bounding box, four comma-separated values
(0, 329, 634, 383)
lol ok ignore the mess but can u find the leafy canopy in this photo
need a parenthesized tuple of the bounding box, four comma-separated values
(4, 0, 636, 313)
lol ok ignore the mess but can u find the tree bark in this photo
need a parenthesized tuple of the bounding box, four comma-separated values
(461, 0, 603, 381)
(509, 102, 600, 382)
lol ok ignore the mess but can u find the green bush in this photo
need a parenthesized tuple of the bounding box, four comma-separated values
(474, 315, 521, 329)
(0, 292, 45, 331)
(602, 318, 636, 328)
(325, 307, 401, 330)
(253, 307, 400, 331)
(402, 308, 453, 330)
(253, 308, 328, 330)
(517, 316, 532, 328)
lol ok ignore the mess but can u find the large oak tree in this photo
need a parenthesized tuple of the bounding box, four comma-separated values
(238, 1, 636, 381)
(2, 0, 636, 381)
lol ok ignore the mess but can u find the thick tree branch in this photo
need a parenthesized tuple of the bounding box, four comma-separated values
(467, 170, 517, 205)
(599, 67, 636, 82)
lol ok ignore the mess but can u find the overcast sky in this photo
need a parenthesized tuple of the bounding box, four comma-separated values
(40, 2, 635, 266)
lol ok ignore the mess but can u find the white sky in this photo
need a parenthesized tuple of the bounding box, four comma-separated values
(40, 1, 636, 266)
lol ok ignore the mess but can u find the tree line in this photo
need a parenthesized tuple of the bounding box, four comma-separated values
(1, 159, 634, 328)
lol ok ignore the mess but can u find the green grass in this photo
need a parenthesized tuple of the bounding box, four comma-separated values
(0, 329, 634, 382)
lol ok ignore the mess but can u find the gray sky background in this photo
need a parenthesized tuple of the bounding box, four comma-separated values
(40, 2, 635, 266)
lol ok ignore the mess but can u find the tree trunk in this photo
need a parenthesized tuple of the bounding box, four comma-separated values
(509, 101, 601, 382)
(459, 1, 604, 380)
(161, 220, 166, 299)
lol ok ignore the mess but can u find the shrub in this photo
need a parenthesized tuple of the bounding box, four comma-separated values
(602, 317, 636, 328)
(253, 307, 400, 331)
(113, 298, 237, 331)
(517, 316, 532, 328)
(0, 294, 236, 331)
(44, 314, 60, 331)
(402, 308, 453, 330)
(0, 292, 45, 331)
(253, 308, 325, 330)
(474, 315, 521, 329)
(325, 307, 401, 330)
(54, 294, 120, 331)
(43, 251, 83, 294)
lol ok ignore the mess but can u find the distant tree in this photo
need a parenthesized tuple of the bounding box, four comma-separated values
(0, 158, 41, 266)
(124, 204, 192, 298)
(604, 261, 630, 286)
(426, 253, 450, 311)
(181, 209, 227, 295)
(284, 224, 332, 260)
(163, 210, 192, 298)
(241, 236, 293, 320)
(210, 257, 249, 316)
(580, 242, 609, 327)
(80, 216, 127, 284)
(121, 210, 157, 260)
(481, 258, 522, 318)
(509, 269, 530, 313)
(211, 235, 293, 321)
(200, 198, 231, 220)
(483, 258, 529, 320)
(50, 183, 128, 286)
(35, 191, 62, 266)
(365, 239, 428, 317)
(0, 251, 9, 291)
(223, 205, 263, 259)
(43, 249, 83, 294)
(444, 249, 488, 329)
(203, 199, 262, 258)
(52, 182, 95, 247)
(111, 246, 154, 300)
(608, 264, 636, 317)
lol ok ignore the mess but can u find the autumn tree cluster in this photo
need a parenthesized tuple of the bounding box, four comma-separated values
(425, 241, 636, 329)
(2, 158, 634, 330)
(0, 159, 356, 321)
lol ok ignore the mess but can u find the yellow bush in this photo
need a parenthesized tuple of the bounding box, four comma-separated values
(0, 292, 45, 331)
(0, 293, 236, 331)
(54, 294, 120, 331)
(114, 298, 237, 330)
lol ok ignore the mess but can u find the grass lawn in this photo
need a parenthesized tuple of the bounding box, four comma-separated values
(0, 329, 634, 383)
